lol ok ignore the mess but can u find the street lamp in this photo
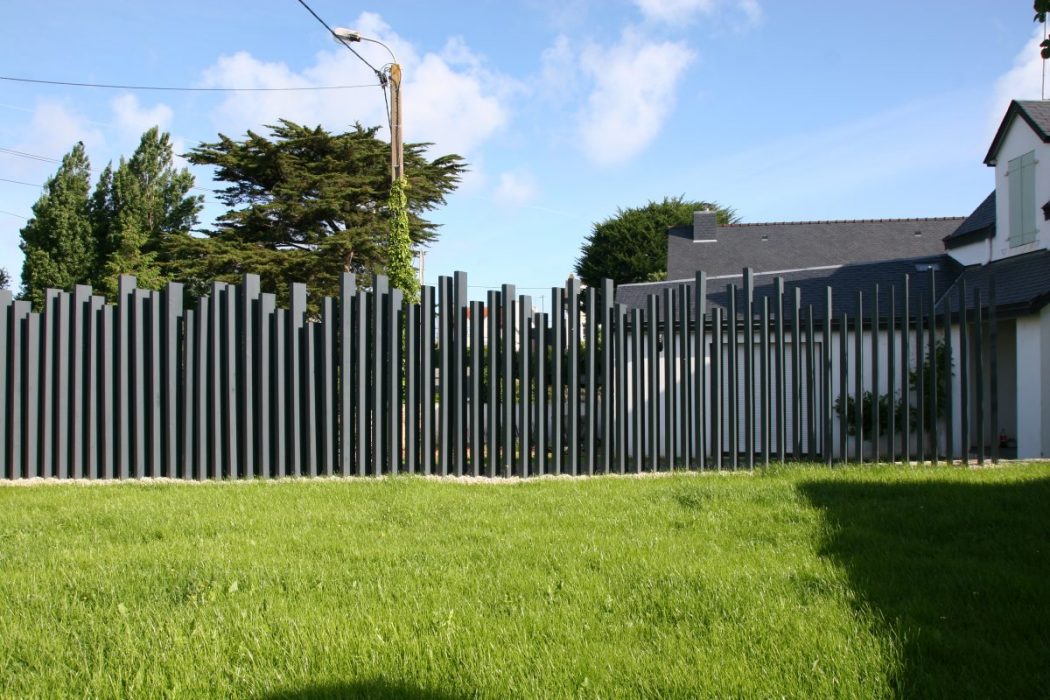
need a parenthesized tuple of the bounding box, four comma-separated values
(332, 28, 403, 182)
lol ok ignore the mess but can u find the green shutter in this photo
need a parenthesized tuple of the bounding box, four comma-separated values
(1022, 151, 1038, 244)
(1009, 154, 1022, 245)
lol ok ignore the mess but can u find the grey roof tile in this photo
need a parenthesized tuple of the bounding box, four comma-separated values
(944, 192, 995, 247)
(617, 254, 962, 321)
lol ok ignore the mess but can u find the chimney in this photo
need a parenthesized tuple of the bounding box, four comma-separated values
(692, 210, 717, 241)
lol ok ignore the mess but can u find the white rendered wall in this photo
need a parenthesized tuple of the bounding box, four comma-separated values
(1014, 316, 1042, 458)
(992, 121, 1050, 259)
(1043, 305, 1050, 457)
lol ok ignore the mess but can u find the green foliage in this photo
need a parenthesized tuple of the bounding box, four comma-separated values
(18, 142, 96, 309)
(0, 268, 9, 290)
(176, 120, 464, 308)
(834, 340, 954, 437)
(1036, 1, 1050, 57)
(386, 176, 419, 303)
(92, 127, 201, 298)
(18, 130, 200, 306)
(574, 195, 737, 287)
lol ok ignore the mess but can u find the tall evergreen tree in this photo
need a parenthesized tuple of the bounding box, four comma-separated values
(575, 196, 738, 287)
(92, 127, 201, 298)
(19, 142, 95, 309)
(176, 120, 464, 305)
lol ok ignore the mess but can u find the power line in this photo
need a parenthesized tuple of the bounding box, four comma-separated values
(0, 75, 380, 93)
(294, 0, 383, 77)
(0, 209, 28, 219)
(0, 176, 42, 188)
(0, 146, 59, 163)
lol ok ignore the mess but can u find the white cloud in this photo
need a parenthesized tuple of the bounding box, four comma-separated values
(199, 12, 511, 157)
(635, 0, 714, 23)
(634, 0, 760, 24)
(990, 25, 1047, 133)
(576, 29, 695, 166)
(493, 170, 538, 207)
(7, 100, 106, 179)
(110, 94, 173, 135)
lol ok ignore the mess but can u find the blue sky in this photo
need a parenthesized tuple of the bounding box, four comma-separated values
(0, 1, 1044, 307)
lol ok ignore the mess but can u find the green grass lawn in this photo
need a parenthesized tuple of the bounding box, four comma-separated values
(1, 464, 1048, 699)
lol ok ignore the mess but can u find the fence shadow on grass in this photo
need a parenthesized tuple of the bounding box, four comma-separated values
(263, 679, 467, 700)
(798, 475, 1050, 698)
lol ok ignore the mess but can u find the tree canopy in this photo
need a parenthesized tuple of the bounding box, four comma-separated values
(173, 120, 465, 303)
(18, 130, 200, 307)
(91, 127, 201, 298)
(19, 142, 95, 309)
(574, 196, 737, 287)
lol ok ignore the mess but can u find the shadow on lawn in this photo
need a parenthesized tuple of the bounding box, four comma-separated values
(263, 679, 467, 700)
(798, 475, 1050, 698)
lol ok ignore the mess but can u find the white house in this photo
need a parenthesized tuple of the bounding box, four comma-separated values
(616, 99, 1050, 460)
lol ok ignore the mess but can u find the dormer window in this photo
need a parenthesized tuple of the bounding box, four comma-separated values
(1008, 150, 1038, 247)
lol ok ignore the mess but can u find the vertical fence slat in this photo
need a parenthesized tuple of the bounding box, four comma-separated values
(585, 288, 597, 475)
(0, 292, 8, 477)
(468, 301, 481, 476)
(339, 274, 355, 476)
(762, 296, 771, 467)
(958, 280, 969, 464)
(943, 288, 954, 464)
(406, 300, 418, 475)
(416, 287, 431, 476)
(501, 283, 516, 477)
(744, 270, 754, 470)
(87, 296, 103, 479)
(727, 285, 737, 468)
(662, 287, 675, 472)
(916, 295, 926, 463)
(974, 287, 985, 465)
(988, 276, 999, 464)
(132, 288, 147, 478)
(903, 275, 911, 464)
(567, 278, 580, 476)
(928, 269, 938, 465)
(453, 271, 468, 477)
(774, 278, 785, 462)
(854, 291, 863, 463)
(838, 311, 848, 463)
(537, 311, 548, 476)
(602, 280, 614, 474)
(870, 285, 880, 463)
(69, 286, 89, 478)
(615, 305, 627, 474)
(486, 290, 499, 477)
(888, 285, 896, 463)
(646, 295, 659, 472)
(24, 312, 40, 478)
(519, 295, 533, 477)
(356, 288, 371, 476)
(550, 288, 562, 476)
(273, 307, 287, 479)
(259, 294, 275, 478)
(695, 272, 707, 470)
(388, 289, 402, 475)
(806, 305, 816, 461)
(711, 306, 722, 471)
(240, 276, 259, 477)
(823, 288, 833, 466)
(631, 308, 643, 473)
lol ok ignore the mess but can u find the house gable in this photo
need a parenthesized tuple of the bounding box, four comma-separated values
(983, 100, 1050, 262)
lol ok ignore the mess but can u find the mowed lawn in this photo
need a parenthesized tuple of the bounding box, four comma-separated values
(1, 465, 1048, 699)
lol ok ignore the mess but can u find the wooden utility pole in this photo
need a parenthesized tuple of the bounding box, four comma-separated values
(388, 64, 404, 182)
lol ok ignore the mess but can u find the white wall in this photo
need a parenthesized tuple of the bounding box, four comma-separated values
(1015, 316, 1043, 457)
(1043, 305, 1050, 457)
(992, 119, 1050, 260)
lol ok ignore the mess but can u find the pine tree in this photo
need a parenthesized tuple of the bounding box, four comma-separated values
(93, 127, 201, 298)
(19, 142, 95, 309)
(176, 120, 464, 306)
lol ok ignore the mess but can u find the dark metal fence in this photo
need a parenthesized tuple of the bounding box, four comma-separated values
(0, 267, 1000, 480)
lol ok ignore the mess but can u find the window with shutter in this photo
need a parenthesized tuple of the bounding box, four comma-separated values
(1008, 150, 1038, 247)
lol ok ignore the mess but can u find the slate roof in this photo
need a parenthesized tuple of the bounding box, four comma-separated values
(666, 217, 964, 281)
(984, 100, 1050, 165)
(938, 249, 1050, 315)
(943, 192, 995, 249)
(617, 254, 962, 322)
